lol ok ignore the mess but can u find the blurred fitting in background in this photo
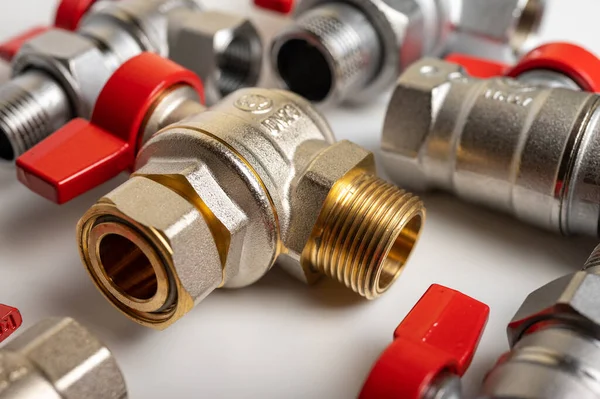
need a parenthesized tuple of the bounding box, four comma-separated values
(0, 0, 262, 161)
(381, 58, 600, 237)
(269, 0, 546, 105)
(0, 318, 127, 399)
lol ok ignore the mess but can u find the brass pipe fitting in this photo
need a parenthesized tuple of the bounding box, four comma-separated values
(78, 88, 425, 329)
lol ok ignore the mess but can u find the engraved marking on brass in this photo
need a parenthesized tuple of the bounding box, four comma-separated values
(235, 94, 273, 114)
(484, 88, 533, 107)
(261, 104, 302, 135)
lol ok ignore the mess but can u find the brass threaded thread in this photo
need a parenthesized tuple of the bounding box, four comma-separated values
(305, 172, 424, 299)
(584, 244, 600, 270)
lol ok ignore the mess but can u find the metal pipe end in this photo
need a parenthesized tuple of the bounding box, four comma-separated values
(77, 176, 226, 330)
(305, 172, 425, 299)
(271, 3, 381, 105)
(511, 0, 546, 54)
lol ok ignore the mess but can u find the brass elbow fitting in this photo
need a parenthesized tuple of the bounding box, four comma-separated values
(77, 88, 425, 329)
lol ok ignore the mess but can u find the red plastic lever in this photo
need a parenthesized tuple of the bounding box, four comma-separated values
(254, 0, 295, 14)
(446, 42, 600, 92)
(16, 52, 204, 204)
(0, 305, 22, 344)
(359, 284, 489, 399)
(0, 0, 99, 62)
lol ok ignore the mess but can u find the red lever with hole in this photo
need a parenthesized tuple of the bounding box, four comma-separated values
(0, 0, 100, 62)
(359, 284, 489, 399)
(0, 305, 22, 344)
(16, 52, 204, 204)
(446, 42, 600, 92)
(254, 0, 295, 14)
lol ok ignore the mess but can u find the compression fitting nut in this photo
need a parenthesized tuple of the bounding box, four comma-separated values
(269, 0, 546, 105)
(381, 58, 600, 236)
(0, 318, 127, 399)
(74, 84, 425, 329)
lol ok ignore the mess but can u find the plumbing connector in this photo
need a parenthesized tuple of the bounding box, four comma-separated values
(0, 0, 262, 162)
(0, 0, 100, 62)
(0, 317, 127, 399)
(17, 52, 205, 204)
(0, 305, 22, 344)
(359, 285, 489, 399)
(74, 84, 425, 329)
(482, 244, 600, 399)
(269, 0, 546, 105)
(446, 42, 600, 92)
(382, 58, 600, 236)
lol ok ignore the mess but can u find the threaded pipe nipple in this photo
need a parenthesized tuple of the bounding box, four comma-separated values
(0, 71, 71, 161)
(304, 172, 425, 299)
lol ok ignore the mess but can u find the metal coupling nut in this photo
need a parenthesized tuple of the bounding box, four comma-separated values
(359, 284, 489, 399)
(0, 318, 127, 399)
(270, 0, 546, 105)
(0, 0, 200, 161)
(481, 244, 600, 399)
(446, 42, 600, 92)
(76, 87, 425, 329)
(382, 58, 600, 236)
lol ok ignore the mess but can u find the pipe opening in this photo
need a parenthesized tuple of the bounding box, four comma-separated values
(276, 38, 332, 102)
(377, 214, 423, 292)
(0, 129, 15, 161)
(512, 0, 545, 52)
(99, 233, 158, 301)
(218, 34, 261, 97)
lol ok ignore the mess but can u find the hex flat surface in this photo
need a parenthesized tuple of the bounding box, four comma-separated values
(0, 0, 599, 398)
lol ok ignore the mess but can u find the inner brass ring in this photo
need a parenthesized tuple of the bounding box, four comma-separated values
(374, 211, 424, 296)
(88, 222, 170, 313)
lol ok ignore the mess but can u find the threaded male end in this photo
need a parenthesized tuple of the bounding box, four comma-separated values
(304, 172, 424, 299)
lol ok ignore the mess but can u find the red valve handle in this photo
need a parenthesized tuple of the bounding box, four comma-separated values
(0, 304, 22, 344)
(359, 284, 489, 399)
(0, 0, 100, 62)
(446, 42, 600, 92)
(16, 52, 204, 204)
(507, 42, 600, 93)
(254, 0, 295, 14)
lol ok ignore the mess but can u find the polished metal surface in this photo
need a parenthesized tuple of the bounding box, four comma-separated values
(480, 244, 600, 399)
(271, 0, 546, 105)
(382, 58, 600, 236)
(0, 0, 202, 161)
(424, 372, 463, 399)
(77, 88, 424, 329)
(0, 318, 127, 399)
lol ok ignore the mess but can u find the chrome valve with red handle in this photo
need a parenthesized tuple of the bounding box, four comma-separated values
(359, 285, 489, 399)
(446, 42, 600, 92)
(16, 52, 205, 204)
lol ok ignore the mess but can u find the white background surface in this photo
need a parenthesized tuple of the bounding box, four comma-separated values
(1, 1, 600, 398)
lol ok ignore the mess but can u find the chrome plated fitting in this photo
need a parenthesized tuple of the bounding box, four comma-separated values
(77, 88, 425, 330)
(270, 0, 546, 105)
(0, 0, 263, 161)
(381, 58, 600, 236)
(481, 244, 600, 399)
(0, 318, 127, 399)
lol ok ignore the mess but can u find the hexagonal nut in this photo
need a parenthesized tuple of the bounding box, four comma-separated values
(279, 140, 374, 283)
(381, 58, 462, 191)
(507, 271, 600, 346)
(4, 318, 127, 399)
(456, 0, 546, 53)
(168, 10, 263, 105)
(13, 29, 113, 118)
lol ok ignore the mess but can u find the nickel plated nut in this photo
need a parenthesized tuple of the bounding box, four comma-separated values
(77, 87, 425, 330)
(0, 318, 127, 399)
(269, 0, 546, 105)
(382, 58, 600, 236)
(167, 10, 263, 105)
(481, 245, 600, 399)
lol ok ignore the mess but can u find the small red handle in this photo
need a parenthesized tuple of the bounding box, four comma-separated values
(254, 0, 295, 14)
(0, 305, 22, 344)
(359, 285, 489, 399)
